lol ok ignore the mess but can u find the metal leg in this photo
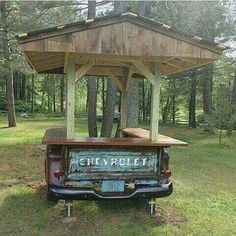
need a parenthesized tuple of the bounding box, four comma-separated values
(147, 198, 156, 215)
(65, 200, 73, 218)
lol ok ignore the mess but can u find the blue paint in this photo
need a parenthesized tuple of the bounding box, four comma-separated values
(102, 180, 125, 192)
(135, 180, 158, 185)
(68, 149, 158, 176)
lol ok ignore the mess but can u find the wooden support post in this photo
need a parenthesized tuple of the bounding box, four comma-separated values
(65, 55, 76, 139)
(150, 64, 161, 141)
(120, 87, 128, 131)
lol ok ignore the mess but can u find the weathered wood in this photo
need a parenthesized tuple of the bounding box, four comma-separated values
(131, 60, 154, 85)
(64, 52, 69, 73)
(75, 59, 95, 82)
(120, 83, 128, 130)
(42, 127, 187, 147)
(150, 64, 161, 141)
(103, 68, 123, 91)
(18, 16, 223, 76)
(122, 128, 187, 146)
(65, 54, 76, 139)
(125, 66, 134, 91)
(20, 21, 221, 58)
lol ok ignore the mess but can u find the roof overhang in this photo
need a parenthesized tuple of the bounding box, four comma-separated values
(17, 11, 225, 77)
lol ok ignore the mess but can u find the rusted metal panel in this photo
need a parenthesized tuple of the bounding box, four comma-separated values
(67, 148, 158, 180)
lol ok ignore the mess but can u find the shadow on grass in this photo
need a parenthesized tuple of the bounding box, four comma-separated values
(0, 184, 178, 235)
(0, 126, 9, 129)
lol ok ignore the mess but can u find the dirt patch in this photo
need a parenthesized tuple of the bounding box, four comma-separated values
(155, 206, 186, 226)
(0, 144, 45, 191)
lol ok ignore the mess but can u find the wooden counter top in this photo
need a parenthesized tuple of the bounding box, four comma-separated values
(122, 128, 187, 146)
(42, 127, 187, 147)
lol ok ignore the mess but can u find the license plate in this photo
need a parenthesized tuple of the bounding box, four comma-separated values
(102, 180, 125, 192)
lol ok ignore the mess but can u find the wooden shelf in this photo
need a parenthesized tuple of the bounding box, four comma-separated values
(42, 127, 187, 147)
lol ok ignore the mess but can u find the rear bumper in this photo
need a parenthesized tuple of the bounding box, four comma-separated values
(49, 182, 173, 200)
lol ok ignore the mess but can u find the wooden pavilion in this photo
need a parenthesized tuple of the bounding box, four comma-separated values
(16, 11, 226, 215)
(17, 11, 224, 143)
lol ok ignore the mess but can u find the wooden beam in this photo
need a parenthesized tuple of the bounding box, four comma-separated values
(150, 63, 161, 141)
(131, 60, 154, 85)
(103, 68, 123, 91)
(120, 81, 128, 131)
(65, 54, 76, 139)
(125, 66, 134, 91)
(75, 60, 95, 82)
(164, 59, 214, 76)
(64, 53, 69, 73)
(178, 57, 197, 64)
(162, 61, 181, 69)
(84, 67, 127, 77)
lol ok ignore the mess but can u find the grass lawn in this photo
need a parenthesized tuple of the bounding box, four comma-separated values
(0, 115, 235, 236)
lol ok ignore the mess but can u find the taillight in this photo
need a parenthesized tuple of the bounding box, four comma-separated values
(54, 170, 63, 179)
(162, 169, 172, 178)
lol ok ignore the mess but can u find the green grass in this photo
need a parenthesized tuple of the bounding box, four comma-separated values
(0, 115, 236, 235)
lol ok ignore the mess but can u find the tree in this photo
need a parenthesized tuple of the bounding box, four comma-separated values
(189, 73, 197, 128)
(100, 79, 117, 137)
(213, 83, 234, 145)
(0, 1, 16, 127)
(87, 0, 98, 137)
(150, 0, 234, 132)
(126, 1, 149, 128)
(100, 0, 125, 137)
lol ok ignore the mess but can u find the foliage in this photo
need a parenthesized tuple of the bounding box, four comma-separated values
(14, 100, 31, 113)
(0, 91, 6, 110)
(0, 0, 235, 131)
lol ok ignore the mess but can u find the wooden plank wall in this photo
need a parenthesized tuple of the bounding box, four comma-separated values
(21, 22, 220, 59)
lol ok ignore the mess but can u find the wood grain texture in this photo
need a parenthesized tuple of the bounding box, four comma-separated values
(42, 127, 187, 147)
(122, 128, 187, 146)
(21, 22, 219, 59)
(65, 55, 76, 139)
(19, 19, 222, 76)
(150, 64, 161, 140)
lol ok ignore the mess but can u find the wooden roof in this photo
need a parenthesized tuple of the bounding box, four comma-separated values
(17, 11, 225, 77)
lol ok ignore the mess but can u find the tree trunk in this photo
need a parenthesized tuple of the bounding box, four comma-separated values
(227, 71, 236, 135)
(189, 74, 197, 128)
(101, 1, 124, 137)
(101, 79, 117, 137)
(41, 85, 45, 113)
(13, 71, 18, 100)
(126, 2, 149, 128)
(87, 78, 98, 137)
(102, 78, 105, 114)
(21, 73, 26, 101)
(231, 71, 236, 106)
(87, 0, 98, 137)
(31, 74, 34, 113)
(142, 79, 146, 122)
(1, 1, 16, 127)
(99, 1, 125, 137)
(219, 129, 222, 145)
(47, 77, 51, 113)
(162, 97, 171, 124)
(172, 79, 176, 124)
(60, 75, 64, 113)
(53, 75, 56, 113)
(202, 64, 214, 133)
(147, 83, 152, 123)
(127, 78, 139, 127)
